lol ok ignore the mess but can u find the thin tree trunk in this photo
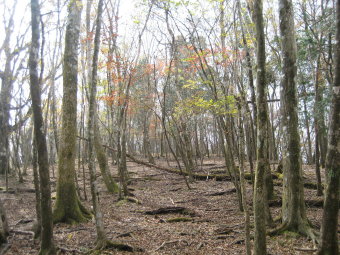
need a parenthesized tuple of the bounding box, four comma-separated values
(94, 120, 119, 193)
(253, 0, 268, 253)
(238, 105, 251, 255)
(314, 57, 324, 196)
(302, 92, 313, 164)
(87, 0, 110, 247)
(29, 0, 55, 253)
(32, 142, 41, 238)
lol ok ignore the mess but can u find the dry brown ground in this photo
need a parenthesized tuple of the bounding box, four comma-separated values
(0, 158, 338, 255)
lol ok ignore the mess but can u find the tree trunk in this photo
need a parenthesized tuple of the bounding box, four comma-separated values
(278, 0, 316, 239)
(143, 110, 155, 164)
(253, 0, 268, 253)
(314, 57, 324, 196)
(0, 199, 8, 245)
(87, 0, 111, 247)
(53, 0, 90, 224)
(0, 1, 17, 176)
(238, 106, 251, 255)
(94, 119, 119, 193)
(318, 0, 340, 253)
(302, 92, 313, 164)
(32, 142, 41, 238)
(29, 0, 55, 253)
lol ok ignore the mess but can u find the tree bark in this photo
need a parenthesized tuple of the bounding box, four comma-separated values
(238, 105, 251, 255)
(29, 0, 55, 253)
(0, 1, 17, 175)
(278, 0, 316, 239)
(93, 121, 119, 193)
(0, 199, 8, 245)
(314, 57, 324, 196)
(53, 0, 90, 224)
(318, 0, 340, 253)
(32, 142, 41, 238)
(87, 0, 110, 248)
(253, 0, 268, 253)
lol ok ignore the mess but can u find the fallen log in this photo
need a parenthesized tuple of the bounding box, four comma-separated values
(206, 188, 237, 196)
(144, 206, 196, 216)
(77, 136, 279, 182)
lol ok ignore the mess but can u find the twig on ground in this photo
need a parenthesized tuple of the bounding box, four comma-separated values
(294, 247, 317, 252)
(10, 230, 34, 236)
(154, 240, 181, 251)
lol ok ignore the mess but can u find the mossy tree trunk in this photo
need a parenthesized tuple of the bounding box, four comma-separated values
(29, 0, 55, 253)
(318, 0, 340, 253)
(53, 0, 90, 224)
(278, 0, 316, 239)
(253, 0, 268, 253)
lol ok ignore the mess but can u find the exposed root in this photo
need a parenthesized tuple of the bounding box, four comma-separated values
(53, 200, 92, 224)
(268, 220, 319, 244)
(78, 200, 92, 219)
(125, 196, 141, 204)
(32, 220, 41, 239)
(266, 199, 325, 208)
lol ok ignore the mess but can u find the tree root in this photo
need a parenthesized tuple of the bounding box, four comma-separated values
(32, 221, 41, 239)
(53, 199, 92, 224)
(266, 199, 326, 208)
(268, 221, 319, 244)
(38, 246, 57, 255)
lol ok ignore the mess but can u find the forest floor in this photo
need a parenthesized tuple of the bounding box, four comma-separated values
(0, 158, 338, 255)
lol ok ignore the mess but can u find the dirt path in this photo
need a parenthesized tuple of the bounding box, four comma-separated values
(0, 159, 333, 254)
